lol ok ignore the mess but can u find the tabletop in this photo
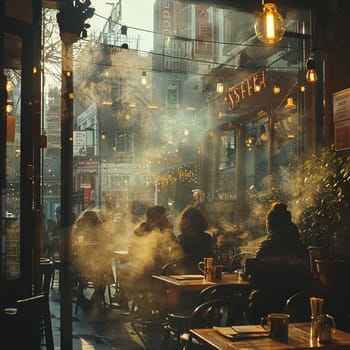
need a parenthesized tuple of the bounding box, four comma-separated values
(152, 273, 249, 292)
(190, 323, 350, 350)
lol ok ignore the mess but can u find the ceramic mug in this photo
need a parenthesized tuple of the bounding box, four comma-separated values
(197, 258, 214, 281)
(261, 313, 290, 340)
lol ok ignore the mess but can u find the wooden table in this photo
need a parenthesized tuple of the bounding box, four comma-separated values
(152, 273, 250, 312)
(190, 323, 350, 350)
(152, 273, 249, 292)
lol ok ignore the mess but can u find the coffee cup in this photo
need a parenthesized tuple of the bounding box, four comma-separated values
(261, 313, 290, 340)
(197, 258, 214, 281)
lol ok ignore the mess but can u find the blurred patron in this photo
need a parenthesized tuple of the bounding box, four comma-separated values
(248, 201, 312, 322)
(175, 205, 215, 273)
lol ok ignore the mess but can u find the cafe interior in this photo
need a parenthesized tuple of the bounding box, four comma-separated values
(2, 0, 350, 349)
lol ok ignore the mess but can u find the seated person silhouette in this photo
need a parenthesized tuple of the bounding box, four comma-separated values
(171, 205, 215, 274)
(248, 202, 312, 323)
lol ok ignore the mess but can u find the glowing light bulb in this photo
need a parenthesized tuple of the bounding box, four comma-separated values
(306, 69, 318, 84)
(306, 56, 318, 84)
(273, 84, 281, 95)
(255, 3, 285, 45)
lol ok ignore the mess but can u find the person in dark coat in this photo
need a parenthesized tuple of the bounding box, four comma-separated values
(248, 201, 312, 322)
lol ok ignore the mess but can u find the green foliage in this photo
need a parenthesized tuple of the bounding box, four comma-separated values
(296, 145, 350, 249)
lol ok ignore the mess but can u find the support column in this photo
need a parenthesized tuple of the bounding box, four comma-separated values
(60, 42, 74, 350)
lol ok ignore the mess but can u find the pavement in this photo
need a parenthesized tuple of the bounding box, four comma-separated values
(48, 285, 165, 350)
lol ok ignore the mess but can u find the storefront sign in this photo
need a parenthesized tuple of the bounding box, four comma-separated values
(335, 119, 350, 151)
(224, 70, 266, 111)
(333, 87, 350, 123)
(161, 0, 174, 35)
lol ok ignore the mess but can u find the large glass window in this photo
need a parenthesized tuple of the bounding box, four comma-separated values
(40, 0, 312, 239)
(3, 37, 22, 279)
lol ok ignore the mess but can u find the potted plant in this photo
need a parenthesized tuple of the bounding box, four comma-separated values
(295, 145, 350, 289)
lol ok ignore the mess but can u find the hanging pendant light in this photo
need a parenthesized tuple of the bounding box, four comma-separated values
(284, 97, 296, 109)
(306, 55, 318, 84)
(255, 2, 285, 45)
(273, 82, 281, 95)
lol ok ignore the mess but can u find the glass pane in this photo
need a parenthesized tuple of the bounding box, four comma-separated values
(41, 1, 311, 244)
(4, 62, 21, 279)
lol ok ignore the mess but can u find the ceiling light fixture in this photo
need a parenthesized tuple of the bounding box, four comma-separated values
(255, 1, 285, 45)
(284, 97, 296, 109)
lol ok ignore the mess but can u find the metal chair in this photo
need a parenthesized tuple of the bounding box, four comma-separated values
(285, 292, 311, 322)
(160, 258, 202, 350)
(197, 283, 250, 324)
(180, 299, 241, 350)
(39, 260, 55, 350)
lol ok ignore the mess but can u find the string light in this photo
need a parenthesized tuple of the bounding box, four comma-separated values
(306, 55, 318, 84)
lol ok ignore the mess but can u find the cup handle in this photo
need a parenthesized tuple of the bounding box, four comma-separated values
(197, 261, 206, 274)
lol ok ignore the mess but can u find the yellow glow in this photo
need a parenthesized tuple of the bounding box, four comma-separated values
(273, 84, 280, 95)
(147, 104, 159, 110)
(102, 100, 113, 105)
(254, 84, 261, 93)
(6, 81, 13, 92)
(266, 13, 275, 40)
(306, 69, 318, 84)
(216, 82, 224, 94)
(6, 104, 13, 113)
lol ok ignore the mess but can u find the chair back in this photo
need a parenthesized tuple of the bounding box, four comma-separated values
(285, 292, 311, 322)
(190, 299, 239, 328)
(75, 243, 113, 284)
(39, 260, 54, 298)
(308, 246, 330, 274)
(230, 252, 256, 274)
(216, 243, 238, 272)
(161, 256, 200, 275)
(198, 284, 250, 324)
